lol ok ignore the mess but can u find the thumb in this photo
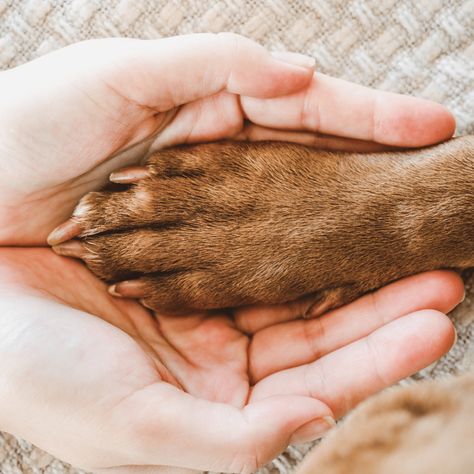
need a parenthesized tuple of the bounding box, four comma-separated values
(101, 33, 316, 107)
(6, 33, 314, 111)
(240, 395, 335, 472)
(119, 384, 333, 473)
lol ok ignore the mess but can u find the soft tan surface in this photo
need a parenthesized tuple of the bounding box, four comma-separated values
(296, 371, 474, 474)
(0, 1, 473, 473)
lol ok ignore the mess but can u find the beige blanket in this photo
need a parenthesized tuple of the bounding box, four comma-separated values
(0, 1, 473, 472)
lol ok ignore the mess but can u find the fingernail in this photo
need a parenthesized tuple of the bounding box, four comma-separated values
(110, 167, 151, 184)
(289, 416, 335, 445)
(450, 327, 458, 350)
(47, 219, 82, 246)
(271, 51, 315, 70)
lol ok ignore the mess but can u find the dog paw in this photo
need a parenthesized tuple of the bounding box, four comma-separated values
(48, 142, 362, 314)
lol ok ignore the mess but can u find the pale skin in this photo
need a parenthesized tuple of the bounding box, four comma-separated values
(0, 33, 464, 473)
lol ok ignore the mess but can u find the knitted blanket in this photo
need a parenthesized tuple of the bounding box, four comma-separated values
(0, 1, 473, 473)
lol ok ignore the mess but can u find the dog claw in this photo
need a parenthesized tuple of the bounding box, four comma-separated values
(109, 166, 151, 184)
(51, 240, 85, 258)
(109, 280, 146, 298)
(47, 219, 83, 245)
(139, 298, 156, 311)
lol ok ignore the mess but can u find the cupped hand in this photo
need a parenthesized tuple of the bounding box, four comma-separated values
(0, 33, 461, 474)
(0, 248, 462, 473)
(0, 33, 455, 245)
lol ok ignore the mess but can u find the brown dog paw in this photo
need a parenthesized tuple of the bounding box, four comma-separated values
(48, 137, 474, 314)
(50, 142, 359, 314)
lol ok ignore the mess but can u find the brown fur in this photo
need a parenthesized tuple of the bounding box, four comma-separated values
(295, 372, 474, 474)
(66, 137, 474, 471)
(72, 136, 474, 315)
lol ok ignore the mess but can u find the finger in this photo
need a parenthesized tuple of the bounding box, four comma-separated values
(150, 91, 401, 151)
(34, 34, 314, 111)
(250, 310, 455, 419)
(234, 270, 463, 334)
(150, 90, 245, 148)
(241, 73, 456, 147)
(235, 296, 317, 335)
(117, 383, 333, 473)
(248, 270, 464, 383)
(233, 124, 398, 152)
(122, 35, 315, 104)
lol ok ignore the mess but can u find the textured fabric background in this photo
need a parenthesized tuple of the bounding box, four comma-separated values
(0, 0, 473, 473)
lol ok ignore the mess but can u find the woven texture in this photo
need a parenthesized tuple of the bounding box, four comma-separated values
(0, 0, 473, 473)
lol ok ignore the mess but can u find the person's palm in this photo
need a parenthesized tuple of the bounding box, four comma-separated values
(0, 249, 249, 403)
(0, 248, 262, 471)
(0, 247, 461, 472)
(0, 247, 325, 472)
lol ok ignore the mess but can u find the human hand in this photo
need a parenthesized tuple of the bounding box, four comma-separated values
(0, 248, 462, 473)
(0, 33, 461, 473)
(0, 33, 455, 245)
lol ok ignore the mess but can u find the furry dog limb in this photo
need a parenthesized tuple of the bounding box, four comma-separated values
(49, 137, 474, 316)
